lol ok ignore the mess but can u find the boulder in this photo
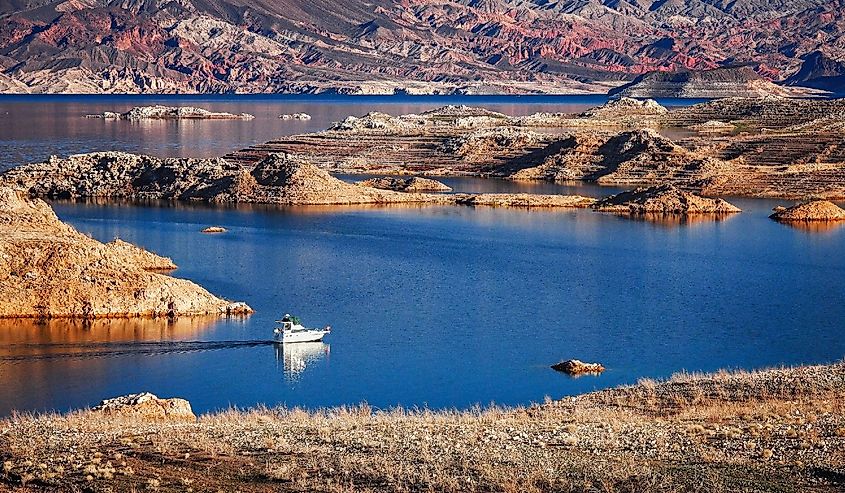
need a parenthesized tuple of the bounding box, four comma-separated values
(770, 200, 845, 222)
(552, 359, 605, 375)
(93, 393, 196, 422)
(201, 226, 228, 233)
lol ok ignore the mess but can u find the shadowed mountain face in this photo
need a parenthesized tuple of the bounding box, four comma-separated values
(0, 0, 843, 93)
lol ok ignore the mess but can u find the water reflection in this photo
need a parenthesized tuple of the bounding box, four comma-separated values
(0, 315, 225, 347)
(603, 212, 741, 228)
(275, 342, 330, 380)
(772, 220, 845, 233)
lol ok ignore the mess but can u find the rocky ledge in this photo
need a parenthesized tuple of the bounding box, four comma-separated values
(594, 185, 742, 215)
(0, 187, 251, 318)
(86, 105, 254, 120)
(356, 176, 452, 192)
(770, 200, 845, 222)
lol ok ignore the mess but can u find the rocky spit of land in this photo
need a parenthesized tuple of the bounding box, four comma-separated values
(594, 185, 742, 215)
(356, 176, 452, 192)
(454, 193, 596, 208)
(0, 152, 597, 210)
(2, 362, 843, 491)
(770, 200, 845, 222)
(608, 66, 795, 99)
(86, 105, 255, 120)
(0, 187, 251, 318)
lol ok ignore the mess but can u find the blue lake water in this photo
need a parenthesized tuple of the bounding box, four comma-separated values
(1, 190, 844, 416)
(0, 95, 842, 417)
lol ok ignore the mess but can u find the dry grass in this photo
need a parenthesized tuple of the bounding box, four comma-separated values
(2, 363, 845, 492)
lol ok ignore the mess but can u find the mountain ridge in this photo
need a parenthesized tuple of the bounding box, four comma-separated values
(1, 0, 843, 94)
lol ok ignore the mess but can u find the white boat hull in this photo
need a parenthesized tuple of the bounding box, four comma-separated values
(279, 329, 329, 343)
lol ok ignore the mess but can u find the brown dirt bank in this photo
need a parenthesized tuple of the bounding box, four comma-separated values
(0, 187, 250, 318)
(1, 363, 843, 492)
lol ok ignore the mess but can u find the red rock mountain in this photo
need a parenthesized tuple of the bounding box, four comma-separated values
(0, 0, 843, 93)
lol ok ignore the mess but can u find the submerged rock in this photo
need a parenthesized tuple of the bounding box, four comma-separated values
(0, 187, 252, 318)
(594, 185, 741, 215)
(770, 200, 845, 222)
(86, 105, 254, 120)
(552, 359, 605, 375)
(357, 176, 452, 192)
(93, 393, 195, 422)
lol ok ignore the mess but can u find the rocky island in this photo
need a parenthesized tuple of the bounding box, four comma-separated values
(86, 106, 255, 120)
(2, 362, 843, 491)
(357, 176, 452, 192)
(594, 185, 742, 215)
(0, 187, 250, 318)
(770, 200, 845, 222)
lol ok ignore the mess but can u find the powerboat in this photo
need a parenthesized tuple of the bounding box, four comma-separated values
(273, 314, 331, 343)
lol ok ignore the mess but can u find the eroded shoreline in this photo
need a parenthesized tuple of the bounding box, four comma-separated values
(1, 362, 843, 491)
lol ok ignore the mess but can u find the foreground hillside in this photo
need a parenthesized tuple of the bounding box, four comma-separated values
(2, 363, 844, 491)
(0, 0, 843, 93)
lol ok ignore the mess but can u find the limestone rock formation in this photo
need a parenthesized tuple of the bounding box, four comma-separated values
(92, 393, 196, 422)
(551, 359, 605, 375)
(280, 113, 311, 120)
(357, 177, 452, 192)
(608, 67, 794, 98)
(594, 185, 741, 215)
(104, 239, 177, 271)
(0, 187, 251, 318)
(86, 105, 254, 120)
(770, 201, 845, 222)
(0, 152, 437, 205)
(580, 98, 668, 119)
(454, 193, 595, 208)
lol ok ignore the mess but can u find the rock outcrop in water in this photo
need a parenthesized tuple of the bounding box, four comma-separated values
(551, 359, 605, 375)
(86, 106, 254, 120)
(594, 185, 741, 215)
(0, 187, 251, 318)
(357, 177, 452, 192)
(770, 200, 845, 222)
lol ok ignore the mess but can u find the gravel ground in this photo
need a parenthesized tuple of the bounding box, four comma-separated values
(1, 362, 844, 492)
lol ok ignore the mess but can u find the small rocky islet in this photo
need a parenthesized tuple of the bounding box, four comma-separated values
(86, 105, 255, 120)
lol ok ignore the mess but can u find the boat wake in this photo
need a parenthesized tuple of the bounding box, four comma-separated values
(0, 340, 275, 362)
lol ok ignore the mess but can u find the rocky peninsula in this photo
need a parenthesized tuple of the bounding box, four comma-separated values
(0, 187, 250, 318)
(0, 152, 595, 210)
(86, 106, 255, 120)
(222, 99, 845, 200)
(2, 362, 843, 491)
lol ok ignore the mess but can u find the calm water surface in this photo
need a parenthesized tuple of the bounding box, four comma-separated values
(1, 188, 844, 416)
